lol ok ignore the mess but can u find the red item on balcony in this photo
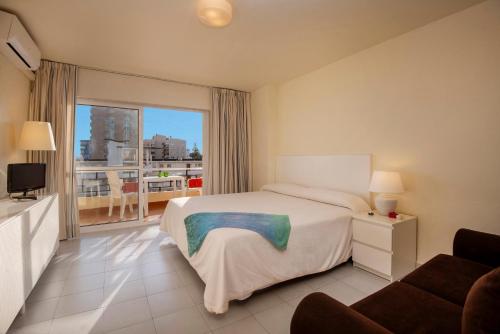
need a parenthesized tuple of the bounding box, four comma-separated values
(188, 178, 203, 189)
(122, 182, 139, 193)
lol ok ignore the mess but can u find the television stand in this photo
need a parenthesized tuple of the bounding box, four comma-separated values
(0, 194, 59, 333)
(11, 192, 38, 201)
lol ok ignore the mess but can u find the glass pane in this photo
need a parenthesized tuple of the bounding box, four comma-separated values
(76, 170, 139, 226)
(142, 108, 204, 220)
(143, 166, 203, 222)
(75, 105, 139, 167)
(143, 108, 203, 168)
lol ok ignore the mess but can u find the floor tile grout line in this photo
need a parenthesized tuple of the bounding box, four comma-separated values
(43, 257, 179, 285)
(147, 294, 160, 334)
(337, 275, 387, 295)
(253, 308, 278, 334)
(196, 303, 230, 332)
(255, 313, 273, 334)
(321, 278, 367, 295)
(146, 289, 195, 327)
(55, 245, 161, 262)
(45, 318, 55, 334)
(211, 314, 262, 333)
(12, 300, 59, 331)
(24, 295, 60, 309)
(197, 306, 212, 332)
(253, 313, 273, 334)
(99, 306, 155, 334)
(52, 288, 106, 320)
(151, 302, 212, 332)
(16, 294, 152, 331)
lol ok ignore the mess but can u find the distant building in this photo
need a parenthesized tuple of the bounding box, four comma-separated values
(87, 106, 138, 162)
(80, 140, 90, 160)
(143, 134, 187, 161)
(82, 107, 189, 164)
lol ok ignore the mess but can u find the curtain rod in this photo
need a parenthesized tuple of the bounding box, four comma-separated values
(41, 58, 249, 93)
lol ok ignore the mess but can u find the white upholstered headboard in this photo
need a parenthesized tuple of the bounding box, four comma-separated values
(275, 155, 372, 202)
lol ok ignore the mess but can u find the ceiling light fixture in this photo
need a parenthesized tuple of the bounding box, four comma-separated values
(197, 0, 232, 28)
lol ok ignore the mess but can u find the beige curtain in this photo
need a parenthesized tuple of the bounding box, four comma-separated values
(28, 60, 79, 239)
(207, 88, 252, 194)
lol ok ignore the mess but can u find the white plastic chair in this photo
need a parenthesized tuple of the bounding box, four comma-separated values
(106, 171, 134, 220)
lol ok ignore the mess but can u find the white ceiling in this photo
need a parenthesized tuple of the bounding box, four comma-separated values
(0, 0, 485, 91)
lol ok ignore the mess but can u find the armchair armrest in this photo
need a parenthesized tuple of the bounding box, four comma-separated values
(453, 228, 500, 267)
(291, 293, 392, 334)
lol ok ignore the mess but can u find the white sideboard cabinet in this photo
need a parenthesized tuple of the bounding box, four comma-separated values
(0, 194, 59, 334)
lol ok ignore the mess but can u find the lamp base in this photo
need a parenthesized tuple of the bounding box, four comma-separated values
(374, 194, 398, 216)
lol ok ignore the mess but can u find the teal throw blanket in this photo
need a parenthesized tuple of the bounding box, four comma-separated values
(184, 212, 291, 257)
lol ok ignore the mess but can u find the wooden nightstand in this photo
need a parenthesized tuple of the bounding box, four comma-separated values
(352, 212, 417, 281)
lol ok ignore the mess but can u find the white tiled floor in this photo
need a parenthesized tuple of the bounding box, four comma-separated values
(8, 225, 389, 334)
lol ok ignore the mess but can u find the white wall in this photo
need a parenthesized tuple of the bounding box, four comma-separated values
(251, 85, 278, 191)
(0, 53, 30, 198)
(252, 0, 500, 263)
(78, 69, 211, 111)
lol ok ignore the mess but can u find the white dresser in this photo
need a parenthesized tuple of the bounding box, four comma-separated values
(352, 212, 417, 281)
(0, 194, 59, 334)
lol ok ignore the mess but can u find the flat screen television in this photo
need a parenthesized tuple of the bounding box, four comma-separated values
(7, 163, 46, 200)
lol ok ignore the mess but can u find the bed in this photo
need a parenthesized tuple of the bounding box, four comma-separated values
(160, 155, 372, 313)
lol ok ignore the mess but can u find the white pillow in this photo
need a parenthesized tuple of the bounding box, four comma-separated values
(261, 183, 309, 197)
(261, 183, 370, 212)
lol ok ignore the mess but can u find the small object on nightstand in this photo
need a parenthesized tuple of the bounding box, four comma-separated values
(388, 211, 397, 219)
(368, 211, 374, 216)
(352, 212, 417, 282)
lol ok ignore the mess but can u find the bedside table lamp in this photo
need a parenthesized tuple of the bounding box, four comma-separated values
(18, 121, 56, 151)
(369, 170, 404, 216)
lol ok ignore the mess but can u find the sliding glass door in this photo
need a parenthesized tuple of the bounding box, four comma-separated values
(74, 101, 204, 227)
(74, 104, 142, 226)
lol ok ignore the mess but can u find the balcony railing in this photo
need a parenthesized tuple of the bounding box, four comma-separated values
(76, 161, 202, 197)
(76, 162, 203, 226)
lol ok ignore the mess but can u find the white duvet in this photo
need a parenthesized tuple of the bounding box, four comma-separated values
(160, 184, 370, 313)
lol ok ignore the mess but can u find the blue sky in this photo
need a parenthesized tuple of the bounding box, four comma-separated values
(74, 105, 203, 157)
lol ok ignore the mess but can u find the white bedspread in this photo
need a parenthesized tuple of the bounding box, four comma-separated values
(160, 189, 357, 313)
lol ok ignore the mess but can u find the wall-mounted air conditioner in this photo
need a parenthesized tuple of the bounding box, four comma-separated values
(0, 10, 41, 80)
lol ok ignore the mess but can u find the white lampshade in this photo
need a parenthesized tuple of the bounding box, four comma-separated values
(369, 171, 404, 194)
(18, 121, 56, 151)
(197, 0, 232, 27)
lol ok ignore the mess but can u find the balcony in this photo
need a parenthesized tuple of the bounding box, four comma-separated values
(76, 163, 203, 226)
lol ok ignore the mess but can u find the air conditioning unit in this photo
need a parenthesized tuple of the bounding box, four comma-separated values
(0, 10, 41, 80)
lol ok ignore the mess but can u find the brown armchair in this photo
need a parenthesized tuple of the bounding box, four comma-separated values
(291, 229, 500, 334)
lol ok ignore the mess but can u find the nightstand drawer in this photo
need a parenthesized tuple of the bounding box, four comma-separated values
(353, 219, 392, 251)
(353, 241, 392, 276)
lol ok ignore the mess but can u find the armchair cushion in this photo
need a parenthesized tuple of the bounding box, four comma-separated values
(453, 228, 500, 267)
(462, 268, 500, 334)
(351, 282, 462, 334)
(401, 254, 492, 306)
(291, 292, 392, 334)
